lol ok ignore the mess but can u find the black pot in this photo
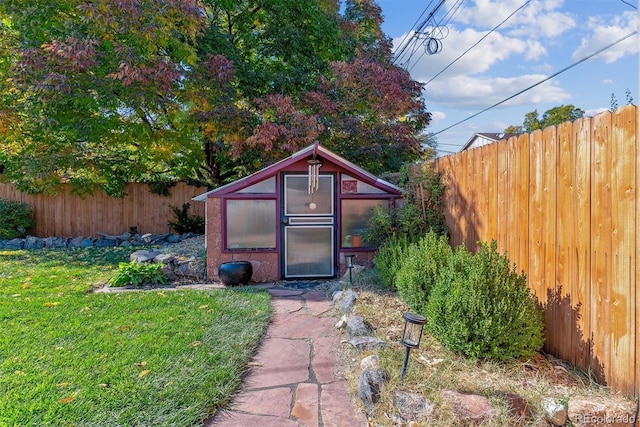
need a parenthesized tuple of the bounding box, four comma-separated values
(218, 261, 253, 287)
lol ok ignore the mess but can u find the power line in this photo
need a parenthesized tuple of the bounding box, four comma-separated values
(423, 0, 531, 85)
(394, 0, 447, 66)
(619, 0, 636, 9)
(431, 30, 638, 137)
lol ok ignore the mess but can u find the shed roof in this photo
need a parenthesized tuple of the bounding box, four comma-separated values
(193, 143, 403, 201)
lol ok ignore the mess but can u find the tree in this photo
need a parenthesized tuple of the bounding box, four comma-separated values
(0, 0, 431, 195)
(506, 105, 584, 134)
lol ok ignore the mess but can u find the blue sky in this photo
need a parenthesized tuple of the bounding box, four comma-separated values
(375, 0, 639, 154)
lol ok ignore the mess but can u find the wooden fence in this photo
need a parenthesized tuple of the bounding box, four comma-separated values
(433, 104, 638, 397)
(0, 182, 206, 237)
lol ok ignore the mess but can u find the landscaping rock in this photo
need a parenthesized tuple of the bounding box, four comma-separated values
(24, 236, 44, 249)
(130, 250, 161, 263)
(358, 367, 390, 415)
(498, 392, 531, 424)
(346, 315, 371, 337)
(333, 288, 357, 314)
(568, 396, 637, 427)
(5, 238, 24, 249)
(335, 315, 348, 330)
(360, 354, 381, 371)
(69, 236, 94, 248)
(349, 336, 387, 351)
(392, 391, 436, 424)
(153, 253, 176, 265)
(441, 390, 496, 424)
(174, 262, 204, 279)
(44, 237, 68, 248)
(542, 398, 568, 426)
(95, 238, 117, 247)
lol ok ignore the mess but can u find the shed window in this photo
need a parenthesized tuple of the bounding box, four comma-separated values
(237, 177, 276, 194)
(226, 199, 276, 249)
(341, 174, 386, 194)
(341, 199, 389, 248)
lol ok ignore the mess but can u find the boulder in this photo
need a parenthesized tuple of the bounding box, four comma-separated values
(5, 238, 24, 250)
(441, 390, 496, 424)
(346, 315, 372, 337)
(24, 236, 45, 249)
(542, 398, 568, 426)
(130, 250, 161, 263)
(568, 396, 637, 427)
(392, 391, 436, 424)
(69, 237, 94, 248)
(44, 237, 68, 248)
(358, 367, 390, 415)
(332, 288, 357, 314)
(349, 336, 387, 351)
(95, 238, 117, 247)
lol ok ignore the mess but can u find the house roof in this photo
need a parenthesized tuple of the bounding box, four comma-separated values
(460, 132, 518, 151)
(193, 143, 403, 201)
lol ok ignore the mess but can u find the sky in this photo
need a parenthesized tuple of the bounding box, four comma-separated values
(374, 0, 639, 154)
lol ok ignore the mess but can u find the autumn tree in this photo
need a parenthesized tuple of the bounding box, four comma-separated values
(0, 0, 430, 195)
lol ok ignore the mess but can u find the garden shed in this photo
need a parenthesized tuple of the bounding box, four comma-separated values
(193, 143, 403, 282)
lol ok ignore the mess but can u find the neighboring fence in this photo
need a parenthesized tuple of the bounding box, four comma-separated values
(433, 104, 638, 397)
(0, 182, 206, 237)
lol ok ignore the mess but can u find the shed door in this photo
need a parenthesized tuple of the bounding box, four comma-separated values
(282, 174, 335, 278)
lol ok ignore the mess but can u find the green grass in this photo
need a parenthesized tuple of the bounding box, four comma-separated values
(0, 248, 272, 427)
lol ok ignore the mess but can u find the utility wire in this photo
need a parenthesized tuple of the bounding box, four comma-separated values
(394, 0, 447, 66)
(423, 0, 531, 85)
(393, 0, 435, 62)
(431, 30, 639, 137)
(619, 0, 636, 9)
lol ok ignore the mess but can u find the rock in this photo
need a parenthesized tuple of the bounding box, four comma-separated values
(95, 238, 117, 247)
(349, 336, 387, 351)
(441, 390, 496, 424)
(5, 238, 24, 250)
(335, 315, 348, 329)
(174, 262, 205, 279)
(166, 234, 180, 243)
(542, 398, 568, 426)
(332, 288, 357, 314)
(69, 237, 94, 248)
(342, 264, 366, 281)
(357, 367, 390, 415)
(24, 236, 44, 249)
(392, 391, 436, 423)
(498, 392, 531, 424)
(346, 315, 371, 337)
(130, 250, 161, 263)
(44, 237, 68, 248)
(360, 354, 381, 371)
(568, 396, 637, 427)
(153, 253, 176, 265)
(119, 241, 132, 247)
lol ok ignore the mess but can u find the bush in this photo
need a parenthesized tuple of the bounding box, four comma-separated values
(0, 198, 34, 239)
(426, 241, 545, 361)
(394, 231, 453, 315)
(168, 203, 205, 234)
(109, 261, 168, 287)
(374, 233, 410, 289)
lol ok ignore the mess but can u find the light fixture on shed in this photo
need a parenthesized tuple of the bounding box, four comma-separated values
(344, 254, 355, 285)
(400, 312, 426, 380)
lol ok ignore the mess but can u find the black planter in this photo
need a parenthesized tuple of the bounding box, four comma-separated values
(218, 261, 253, 287)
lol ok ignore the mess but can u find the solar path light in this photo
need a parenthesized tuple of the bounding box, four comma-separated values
(400, 312, 426, 380)
(344, 254, 355, 285)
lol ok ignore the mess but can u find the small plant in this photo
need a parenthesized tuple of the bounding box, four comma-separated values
(168, 203, 205, 234)
(109, 261, 168, 287)
(0, 198, 34, 239)
(394, 231, 453, 315)
(426, 241, 545, 361)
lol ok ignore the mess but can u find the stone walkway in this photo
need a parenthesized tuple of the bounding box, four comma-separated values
(204, 283, 368, 427)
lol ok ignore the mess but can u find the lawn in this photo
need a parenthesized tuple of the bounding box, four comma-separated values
(0, 248, 272, 427)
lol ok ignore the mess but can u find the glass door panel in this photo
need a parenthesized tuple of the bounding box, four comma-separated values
(284, 226, 333, 277)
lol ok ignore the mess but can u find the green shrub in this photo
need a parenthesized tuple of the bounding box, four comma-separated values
(109, 261, 168, 287)
(426, 241, 545, 361)
(0, 198, 34, 239)
(394, 231, 453, 315)
(374, 233, 410, 289)
(168, 203, 205, 234)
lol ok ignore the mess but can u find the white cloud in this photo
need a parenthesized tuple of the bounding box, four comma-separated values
(603, 79, 614, 85)
(428, 111, 447, 124)
(454, 0, 575, 38)
(571, 11, 639, 63)
(424, 74, 571, 109)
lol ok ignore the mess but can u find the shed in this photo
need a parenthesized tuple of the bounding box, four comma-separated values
(193, 143, 403, 282)
(460, 132, 518, 151)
